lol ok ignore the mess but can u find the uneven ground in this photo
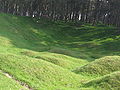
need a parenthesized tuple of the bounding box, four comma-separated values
(0, 13, 120, 90)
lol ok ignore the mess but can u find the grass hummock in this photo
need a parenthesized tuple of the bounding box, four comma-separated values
(73, 56, 120, 75)
(0, 13, 120, 90)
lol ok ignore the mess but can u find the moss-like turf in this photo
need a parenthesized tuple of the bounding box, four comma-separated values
(0, 71, 28, 90)
(74, 56, 120, 75)
(0, 13, 120, 90)
(0, 53, 88, 90)
(82, 71, 120, 90)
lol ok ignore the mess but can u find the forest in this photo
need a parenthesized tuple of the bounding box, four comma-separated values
(0, 0, 120, 26)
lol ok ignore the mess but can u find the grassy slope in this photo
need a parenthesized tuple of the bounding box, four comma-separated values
(0, 71, 28, 90)
(74, 56, 120, 75)
(82, 71, 120, 90)
(21, 50, 88, 70)
(0, 13, 120, 60)
(0, 13, 120, 89)
(0, 54, 88, 90)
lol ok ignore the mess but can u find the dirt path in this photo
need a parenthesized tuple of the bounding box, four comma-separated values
(0, 70, 33, 90)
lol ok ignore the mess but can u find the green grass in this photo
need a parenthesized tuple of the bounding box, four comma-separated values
(73, 56, 120, 75)
(0, 13, 119, 60)
(21, 50, 88, 70)
(0, 13, 120, 90)
(81, 71, 120, 90)
(0, 53, 88, 90)
(0, 71, 28, 90)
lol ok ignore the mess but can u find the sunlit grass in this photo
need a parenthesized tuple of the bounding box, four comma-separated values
(0, 13, 119, 90)
(0, 72, 28, 90)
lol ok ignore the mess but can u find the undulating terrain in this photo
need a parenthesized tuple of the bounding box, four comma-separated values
(0, 13, 120, 90)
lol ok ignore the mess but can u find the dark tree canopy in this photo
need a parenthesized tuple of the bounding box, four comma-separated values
(0, 0, 120, 26)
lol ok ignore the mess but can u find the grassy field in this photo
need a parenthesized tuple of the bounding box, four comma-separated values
(82, 71, 120, 90)
(0, 13, 120, 90)
(74, 56, 120, 75)
(0, 71, 28, 90)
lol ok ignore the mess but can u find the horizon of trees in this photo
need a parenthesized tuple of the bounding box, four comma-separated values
(0, 0, 120, 27)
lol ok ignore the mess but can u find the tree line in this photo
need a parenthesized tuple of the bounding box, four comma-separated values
(0, 0, 120, 27)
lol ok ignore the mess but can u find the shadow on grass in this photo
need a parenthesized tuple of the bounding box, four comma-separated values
(0, 13, 120, 60)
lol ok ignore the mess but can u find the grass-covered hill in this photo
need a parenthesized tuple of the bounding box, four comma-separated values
(0, 53, 87, 90)
(82, 71, 120, 90)
(0, 13, 120, 90)
(21, 50, 88, 70)
(0, 13, 120, 60)
(74, 56, 120, 75)
(0, 71, 28, 90)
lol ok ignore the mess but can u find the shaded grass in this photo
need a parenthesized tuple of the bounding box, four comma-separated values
(0, 13, 119, 60)
(21, 50, 88, 70)
(0, 13, 120, 90)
